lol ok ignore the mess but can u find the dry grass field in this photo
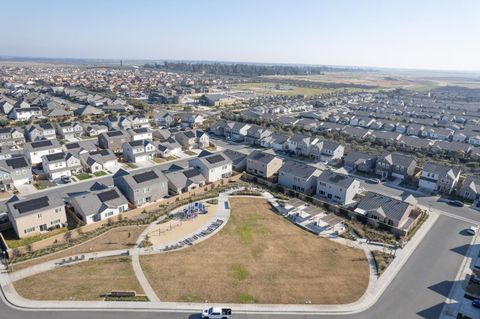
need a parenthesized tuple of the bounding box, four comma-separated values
(12, 225, 146, 271)
(140, 198, 369, 304)
(14, 257, 143, 301)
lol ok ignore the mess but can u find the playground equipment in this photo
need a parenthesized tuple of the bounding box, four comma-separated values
(183, 201, 208, 219)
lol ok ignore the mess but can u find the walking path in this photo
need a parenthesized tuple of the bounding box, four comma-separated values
(0, 188, 440, 315)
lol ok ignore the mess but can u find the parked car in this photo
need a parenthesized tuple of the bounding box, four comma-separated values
(201, 307, 232, 319)
(466, 225, 479, 235)
(61, 175, 71, 184)
(472, 299, 480, 309)
(449, 200, 464, 207)
(366, 178, 381, 184)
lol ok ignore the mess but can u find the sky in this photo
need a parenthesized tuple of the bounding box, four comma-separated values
(1, 0, 480, 71)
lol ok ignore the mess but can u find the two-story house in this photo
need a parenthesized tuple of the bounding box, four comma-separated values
(316, 170, 361, 205)
(188, 152, 232, 183)
(122, 140, 156, 163)
(419, 162, 461, 194)
(375, 152, 417, 180)
(246, 150, 284, 180)
(278, 160, 321, 195)
(24, 139, 63, 165)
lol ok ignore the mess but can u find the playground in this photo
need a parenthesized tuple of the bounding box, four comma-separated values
(142, 200, 219, 248)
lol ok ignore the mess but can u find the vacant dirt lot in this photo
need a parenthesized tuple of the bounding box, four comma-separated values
(140, 198, 369, 304)
(14, 257, 144, 301)
(12, 225, 146, 271)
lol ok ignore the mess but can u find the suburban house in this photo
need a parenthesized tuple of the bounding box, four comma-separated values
(175, 130, 209, 150)
(80, 149, 118, 173)
(70, 188, 129, 224)
(0, 127, 24, 146)
(98, 130, 130, 153)
(246, 150, 283, 179)
(181, 113, 205, 128)
(310, 141, 344, 163)
(375, 152, 417, 180)
(245, 125, 272, 145)
(122, 140, 156, 163)
(56, 122, 84, 140)
(419, 162, 461, 194)
(0, 157, 33, 191)
(188, 152, 232, 183)
(316, 170, 361, 205)
(164, 167, 206, 195)
(287, 134, 318, 156)
(83, 124, 108, 137)
(24, 139, 63, 165)
(354, 191, 417, 231)
(154, 111, 176, 127)
(278, 160, 322, 195)
(156, 138, 182, 158)
(127, 127, 152, 141)
(8, 107, 42, 121)
(113, 168, 169, 206)
(222, 149, 247, 172)
(343, 151, 377, 173)
(227, 122, 251, 141)
(6, 193, 66, 238)
(41, 151, 82, 181)
(457, 175, 480, 202)
(260, 133, 290, 150)
(25, 123, 57, 141)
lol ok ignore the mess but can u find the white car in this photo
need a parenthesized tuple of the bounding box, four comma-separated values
(201, 306, 232, 319)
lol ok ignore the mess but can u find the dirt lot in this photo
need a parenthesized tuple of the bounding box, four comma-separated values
(140, 198, 369, 304)
(12, 225, 146, 271)
(14, 257, 144, 301)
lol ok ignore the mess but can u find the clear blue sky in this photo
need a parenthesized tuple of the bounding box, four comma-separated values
(1, 0, 480, 71)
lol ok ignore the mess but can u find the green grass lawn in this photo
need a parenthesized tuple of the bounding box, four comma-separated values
(3, 227, 68, 249)
(76, 173, 92, 181)
(184, 150, 197, 156)
(126, 163, 138, 169)
(231, 82, 343, 96)
(93, 171, 108, 177)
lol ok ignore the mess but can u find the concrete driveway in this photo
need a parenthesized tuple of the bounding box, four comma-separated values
(15, 184, 38, 196)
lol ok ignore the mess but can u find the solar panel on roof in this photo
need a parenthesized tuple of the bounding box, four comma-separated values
(133, 170, 158, 183)
(13, 196, 50, 214)
(183, 169, 200, 178)
(134, 128, 148, 133)
(46, 153, 65, 161)
(66, 142, 80, 149)
(205, 154, 225, 164)
(31, 140, 52, 148)
(107, 131, 123, 137)
(97, 189, 120, 202)
(5, 157, 28, 169)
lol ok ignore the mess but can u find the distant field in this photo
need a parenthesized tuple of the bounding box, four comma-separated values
(231, 82, 356, 96)
(140, 198, 369, 304)
(14, 257, 143, 301)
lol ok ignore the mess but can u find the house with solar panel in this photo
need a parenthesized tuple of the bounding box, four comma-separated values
(122, 140, 156, 163)
(24, 139, 63, 165)
(164, 167, 206, 195)
(0, 127, 25, 147)
(6, 193, 66, 238)
(80, 149, 118, 173)
(97, 130, 130, 153)
(0, 156, 33, 191)
(127, 127, 152, 141)
(41, 151, 82, 181)
(8, 106, 42, 121)
(113, 168, 169, 206)
(70, 188, 129, 224)
(25, 123, 57, 141)
(188, 152, 232, 183)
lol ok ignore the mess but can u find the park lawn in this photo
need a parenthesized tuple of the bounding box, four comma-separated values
(183, 150, 197, 156)
(140, 198, 369, 304)
(76, 173, 92, 180)
(231, 82, 337, 96)
(3, 227, 68, 249)
(14, 257, 144, 301)
(93, 171, 108, 177)
(11, 225, 147, 272)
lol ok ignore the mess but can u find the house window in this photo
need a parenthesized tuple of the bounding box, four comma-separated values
(105, 211, 114, 217)
(24, 227, 35, 234)
(37, 213, 42, 218)
(50, 219, 60, 225)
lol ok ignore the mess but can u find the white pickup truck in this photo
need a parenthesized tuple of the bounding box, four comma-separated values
(201, 306, 232, 319)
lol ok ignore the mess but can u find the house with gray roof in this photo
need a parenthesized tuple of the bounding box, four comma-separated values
(246, 150, 283, 179)
(70, 188, 129, 224)
(0, 127, 24, 147)
(41, 151, 82, 181)
(245, 125, 272, 145)
(25, 123, 56, 141)
(458, 175, 480, 202)
(56, 122, 84, 140)
(278, 160, 322, 195)
(431, 140, 471, 155)
(343, 151, 377, 173)
(122, 140, 156, 163)
(80, 149, 118, 173)
(189, 152, 232, 183)
(419, 162, 461, 194)
(7, 192, 66, 238)
(397, 135, 433, 151)
(113, 167, 168, 206)
(24, 139, 63, 165)
(175, 129, 209, 150)
(316, 170, 361, 205)
(222, 149, 247, 172)
(0, 156, 32, 191)
(164, 167, 206, 195)
(98, 130, 129, 153)
(375, 152, 416, 180)
(156, 138, 182, 158)
(354, 191, 416, 231)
